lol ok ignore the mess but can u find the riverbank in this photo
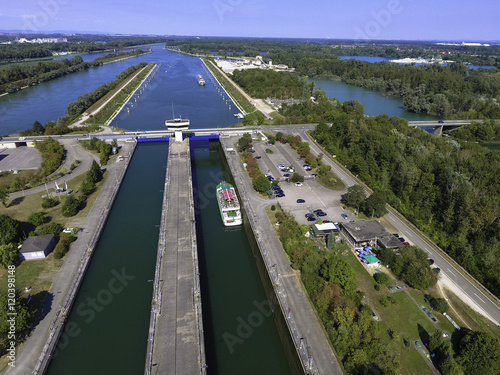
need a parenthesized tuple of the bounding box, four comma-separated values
(1, 140, 137, 375)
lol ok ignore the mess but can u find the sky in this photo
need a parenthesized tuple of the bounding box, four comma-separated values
(0, 0, 498, 41)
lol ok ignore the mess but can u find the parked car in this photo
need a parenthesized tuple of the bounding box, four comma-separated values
(255, 156, 261, 159)
(276, 193, 285, 198)
(297, 199, 305, 203)
(341, 213, 348, 219)
(283, 173, 290, 177)
(271, 185, 281, 190)
(305, 213, 315, 219)
(311, 173, 318, 177)
(433, 268, 441, 274)
(317, 211, 327, 217)
(428, 259, 435, 265)
(295, 182, 303, 187)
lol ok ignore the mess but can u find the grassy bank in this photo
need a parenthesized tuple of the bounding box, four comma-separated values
(81, 63, 156, 127)
(202, 58, 255, 114)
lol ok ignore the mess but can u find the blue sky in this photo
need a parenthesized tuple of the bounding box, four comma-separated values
(1, 0, 498, 41)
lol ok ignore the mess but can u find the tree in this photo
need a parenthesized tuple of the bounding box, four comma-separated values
(0, 291, 33, 335)
(290, 172, 304, 183)
(237, 133, 253, 152)
(35, 222, 62, 235)
(321, 256, 357, 296)
(79, 179, 95, 196)
(0, 243, 17, 268)
(0, 215, 22, 245)
(430, 297, 450, 314)
(362, 190, 387, 218)
(374, 272, 391, 284)
(87, 160, 101, 184)
(252, 175, 270, 193)
(0, 187, 9, 207)
(27, 212, 46, 227)
(62, 195, 80, 217)
(343, 185, 365, 210)
(457, 330, 500, 375)
(32, 120, 44, 135)
(41, 197, 59, 209)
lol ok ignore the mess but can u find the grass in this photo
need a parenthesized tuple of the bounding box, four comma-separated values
(341, 249, 437, 374)
(0, 168, 108, 228)
(203, 58, 255, 114)
(0, 169, 38, 190)
(443, 288, 500, 339)
(82, 63, 156, 127)
(316, 171, 346, 191)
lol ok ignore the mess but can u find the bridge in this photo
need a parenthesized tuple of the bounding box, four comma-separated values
(0, 120, 481, 149)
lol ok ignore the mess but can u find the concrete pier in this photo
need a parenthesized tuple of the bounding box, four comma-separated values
(145, 139, 206, 375)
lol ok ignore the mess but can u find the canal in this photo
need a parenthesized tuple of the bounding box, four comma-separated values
(45, 47, 292, 374)
(191, 142, 292, 374)
(46, 142, 167, 374)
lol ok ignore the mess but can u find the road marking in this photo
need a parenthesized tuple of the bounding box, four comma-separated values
(447, 269, 456, 277)
(474, 293, 486, 304)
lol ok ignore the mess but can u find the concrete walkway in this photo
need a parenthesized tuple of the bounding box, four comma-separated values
(3, 141, 136, 375)
(147, 139, 205, 375)
(220, 136, 344, 375)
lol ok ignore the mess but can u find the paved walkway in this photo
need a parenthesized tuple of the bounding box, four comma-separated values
(147, 139, 205, 375)
(3, 141, 136, 375)
(220, 136, 344, 375)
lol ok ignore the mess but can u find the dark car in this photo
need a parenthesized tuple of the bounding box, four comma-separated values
(255, 156, 261, 159)
(341, 213, 348, 220)
(438, 120, 444, 123)
(317, 211, 327, 217)
(297, 199, 305, 203)
(283, 173, 290, 177)
(311, 173, 318, 177)
(306, 216, 316, 221)
(398, 237, 405, 242)
(428, 259, 435, 265)
(305, 213, 315, 218)
(313, 209, 323, 214)
(250, 149, 255, 153)
(433, 268, 441, 274)
(276, 193, 285, 198)
(274, 190, 283, 195)
(393, 233, 399, 237)
(271, 185, 281, 190)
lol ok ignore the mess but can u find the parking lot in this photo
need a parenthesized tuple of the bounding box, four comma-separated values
(0, 146, 42, 171)
(252, 140, 348, 225)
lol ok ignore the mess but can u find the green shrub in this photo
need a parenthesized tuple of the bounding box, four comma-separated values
(374, 272, 391, 285)
(28, 212, 46, 227)
(42, 197, 59, 209)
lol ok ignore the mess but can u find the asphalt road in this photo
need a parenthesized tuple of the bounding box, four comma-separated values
(291, 126, 500, 326)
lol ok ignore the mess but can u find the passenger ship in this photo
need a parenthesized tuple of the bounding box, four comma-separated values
(216, 181, 242, 226)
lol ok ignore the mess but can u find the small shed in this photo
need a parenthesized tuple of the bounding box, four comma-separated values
(312, 223, 340, 239)
(18, 234, 56, 261)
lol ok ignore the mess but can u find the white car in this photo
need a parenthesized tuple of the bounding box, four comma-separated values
(295, 182, 303, 187)
(63, 228, 75, 234)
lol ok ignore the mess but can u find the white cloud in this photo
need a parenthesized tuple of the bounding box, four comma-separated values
(22, 14, 37, 19)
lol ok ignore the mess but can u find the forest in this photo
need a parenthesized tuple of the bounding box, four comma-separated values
(281, 92, 500, 298)
(172, 37, 500, 67)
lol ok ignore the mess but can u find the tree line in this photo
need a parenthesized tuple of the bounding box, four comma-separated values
(292, 57, 500, 119)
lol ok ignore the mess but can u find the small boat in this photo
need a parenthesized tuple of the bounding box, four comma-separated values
(197, 74, 205, 86)
(216, 181, 242, 226)
(165, 104, 190, 130)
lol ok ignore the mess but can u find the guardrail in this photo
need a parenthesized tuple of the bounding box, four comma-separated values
(33, 141, 138, 374)
(304, 131, 500, 311)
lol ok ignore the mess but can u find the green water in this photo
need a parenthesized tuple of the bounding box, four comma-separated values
(191, 145, 292, 375)
(47, 143, 167, 374)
